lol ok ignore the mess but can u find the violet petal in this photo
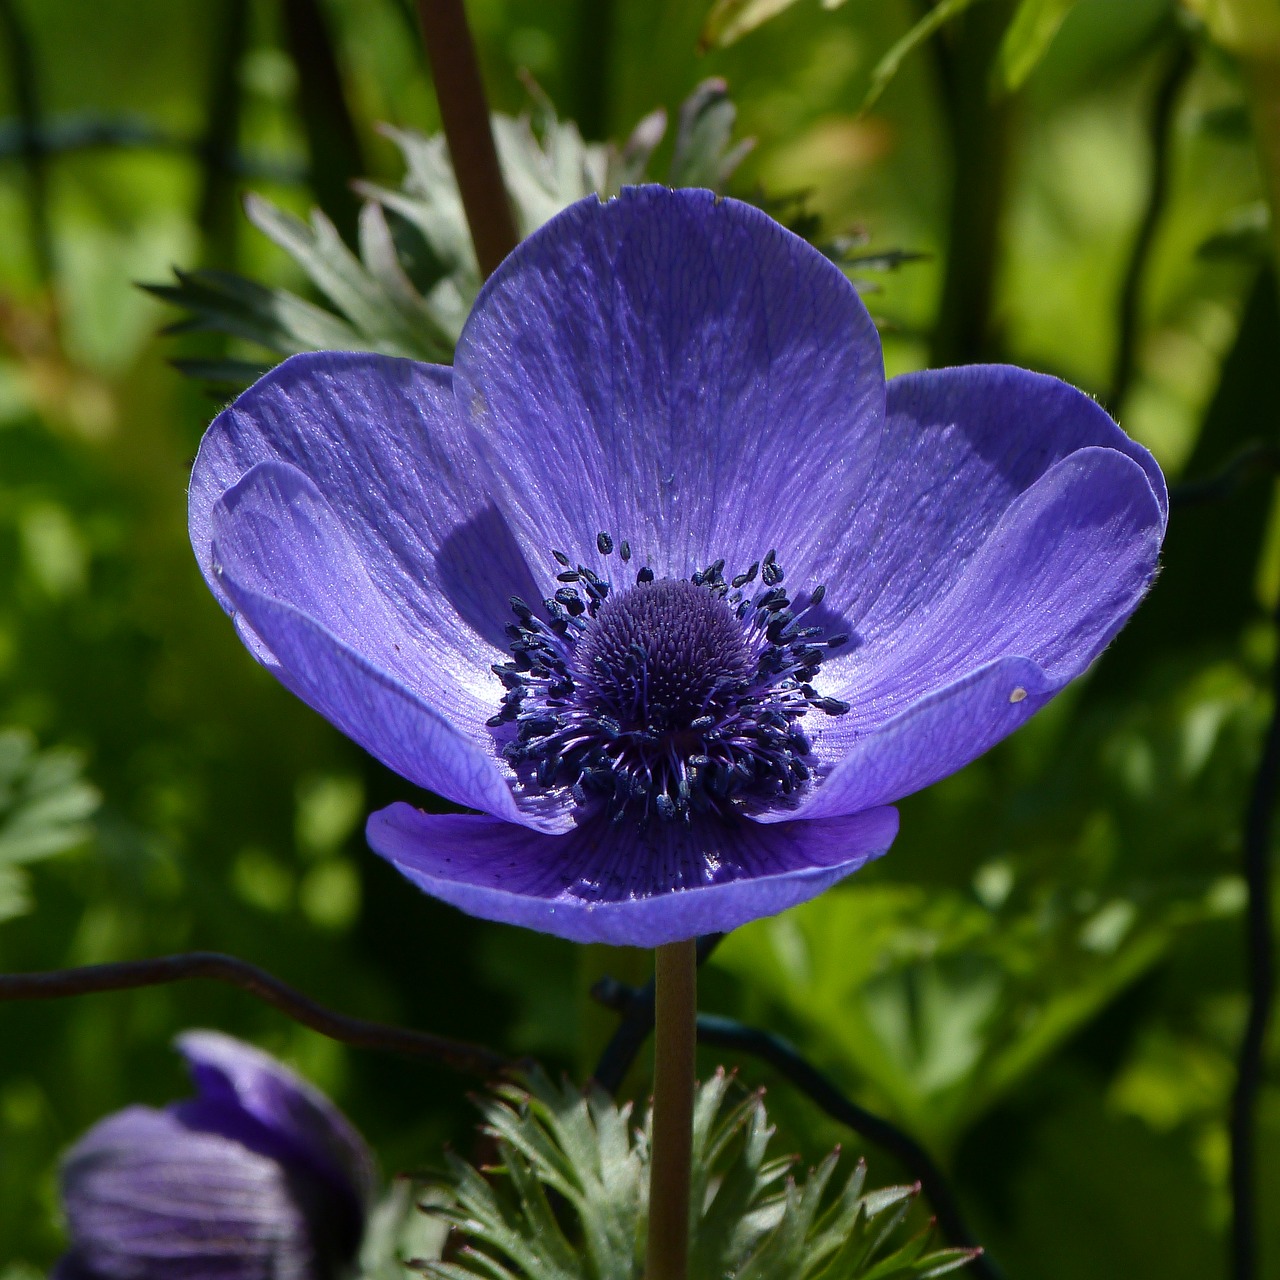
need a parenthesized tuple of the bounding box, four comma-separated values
(59, 1106, 314, 1280)
(190, 351, 545, 701)
(815, 364, 1167, 686)
(176, 1031, 377, 1217)
(366, 802, 898, 946)
(210, 488, 571, 829)
(453, 185, 886, 579)
(798, 445, 1163, 793)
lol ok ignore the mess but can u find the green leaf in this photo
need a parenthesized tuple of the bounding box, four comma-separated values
(242, 193, 454, 361)
(668, 79, 756, 190)
(357, 1181, 450, 1279)
(701, 0, 803, 50)
(714, 658, 1262, 1153)
(144, 268, 364, 355)
(417, 1071, 978, 1280)
(1198, 201, 1270, 262)
(994, 0, 1078, 92)
(700, 0, 848, 50)
(861, 0, 986, 114)
(0, 728, 98, 925)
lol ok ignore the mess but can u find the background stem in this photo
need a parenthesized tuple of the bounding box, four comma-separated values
(415, 0, 518, 277)
(1107, 33, 1192, 412)
(1219, 21, 1280, 1280)
(928, 0, 1017, 367)
(647, 939, 697, 1280)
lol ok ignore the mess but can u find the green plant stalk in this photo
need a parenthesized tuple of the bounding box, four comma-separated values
(928, 0, 1018, 367)
(1205, 11, 1280, 1280)
(646, 939, 697, 1280)
(416, 0, 518, 277)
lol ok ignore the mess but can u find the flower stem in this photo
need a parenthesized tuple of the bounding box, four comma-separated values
(646, 939, 697, 1280)
(415, 0, 518, 278)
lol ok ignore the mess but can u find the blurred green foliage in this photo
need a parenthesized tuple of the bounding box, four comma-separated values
(0, 0, 1278, 1277)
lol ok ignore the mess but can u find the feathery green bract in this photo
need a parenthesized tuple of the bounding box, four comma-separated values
(143, 83, 752, 390)
(406, 1071, 979, 1280)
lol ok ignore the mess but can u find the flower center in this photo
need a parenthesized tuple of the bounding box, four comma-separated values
(488, 538, 850, 825)
(573, 579, 755, 733)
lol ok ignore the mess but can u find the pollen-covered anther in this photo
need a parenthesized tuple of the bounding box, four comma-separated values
(492, 542, 851, 826)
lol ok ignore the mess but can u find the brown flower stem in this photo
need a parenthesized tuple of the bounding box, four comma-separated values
(646, 939, 697, 1280)
(415, 0, 518, 278)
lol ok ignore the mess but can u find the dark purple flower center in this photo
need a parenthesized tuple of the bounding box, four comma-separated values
(488, 538, 850, 825)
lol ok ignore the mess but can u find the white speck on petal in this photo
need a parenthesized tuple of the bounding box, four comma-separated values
(1009, 687, 1027, 703)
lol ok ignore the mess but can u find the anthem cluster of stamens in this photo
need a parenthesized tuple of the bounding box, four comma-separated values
(488, 534, 851, 826)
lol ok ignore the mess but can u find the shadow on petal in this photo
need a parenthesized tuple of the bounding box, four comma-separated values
(436, 503, 547, 652)
(367, 803, 899, 946)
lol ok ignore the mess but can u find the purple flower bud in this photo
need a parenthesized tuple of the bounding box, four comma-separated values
(56, 1031, 376, 1280)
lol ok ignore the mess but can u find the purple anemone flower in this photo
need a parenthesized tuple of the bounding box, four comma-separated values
(56, 1031, 376, 1280)
(189, 186, 1167, 948)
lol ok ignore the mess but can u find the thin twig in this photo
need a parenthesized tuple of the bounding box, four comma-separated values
(1107, 35, 1193, 413)
(591, 934, 723, 1093)
(0, 952, 512, 1077)
(1230, 606, 1280, 1280)
(695, 1014, 1002, 1280)
(0, 115, 304, 181)
(415, 0, 518, 278)
(1169, 442, 1280, 508)
(282, 0, 365, 243)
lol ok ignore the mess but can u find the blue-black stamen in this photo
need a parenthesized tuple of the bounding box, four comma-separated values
(490, 545, 852, 827)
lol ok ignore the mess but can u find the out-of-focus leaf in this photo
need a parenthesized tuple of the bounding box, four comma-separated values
(701, 0, 801, 50)
(668, 78, 756, 190)
(715, 658, 1263, 1153)
(0, 728, 98, 925)
(607, 108, 668, 190)
(358, 1180, 448, 1279)
(699, 0, 848, 51)
(861, 0, 985, 113)
(169, 357, 274, 387)
(1197, 102, 1251, 141)
(419, 1071, 977, 1280)
(1198, 200, 1270, 261)
(143, 267, 364, 354)
(1182, 0, 1280, 54)
(994, 0, 1078, 92)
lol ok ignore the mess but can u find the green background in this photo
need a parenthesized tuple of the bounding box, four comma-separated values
(0, 0, 1275, 1275)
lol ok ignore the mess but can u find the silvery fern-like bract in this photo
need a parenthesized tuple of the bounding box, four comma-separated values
(407, 1071, 979, 1280)
(144, 82, 751, 388)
